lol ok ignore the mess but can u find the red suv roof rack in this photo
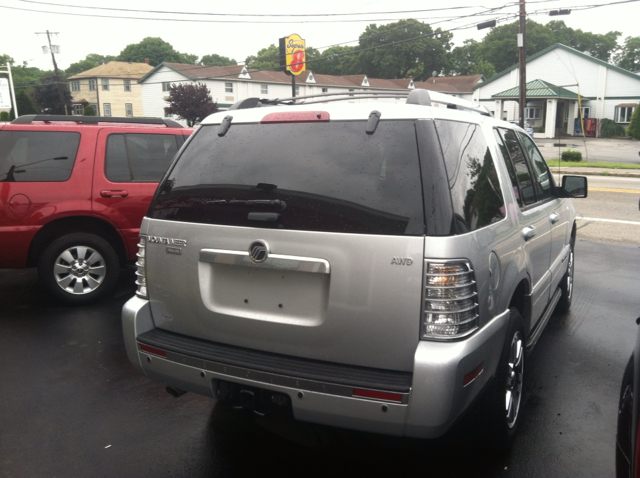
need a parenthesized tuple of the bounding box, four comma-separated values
(11, 115, 184, 128)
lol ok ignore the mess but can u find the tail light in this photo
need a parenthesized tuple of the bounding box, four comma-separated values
(422, 260, 479, 340)
(135, 235, 148, 299)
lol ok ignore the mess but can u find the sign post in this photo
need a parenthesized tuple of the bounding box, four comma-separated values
(279, 34, 306, 98)
(0, 63, 18, 118)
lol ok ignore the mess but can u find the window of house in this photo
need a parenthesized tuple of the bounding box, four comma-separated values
(525, 107, 541, 120)
(348, 89, 354, 97)
(89, 79, 96, 91)
(322, 87, 328, 93)
(581, 107, 590, 119)
(90, 103, 98, 114)
(295, 86, 300, 96)
(124, 79, 131, 92)
(71, 81, 80, 92)
(101, 79, 109, 91)
(125, 103, 133, 117)
(103, 103, 111, 116)
(615, 105, 636, 123)
(162, 82, 172, 92)
(225, 83, 233, 93)
(261, 84, 268, 95)
(164, 108, 173, 118)
(72, 104, 83, 115)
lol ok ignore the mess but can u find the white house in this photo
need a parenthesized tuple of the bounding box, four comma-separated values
(138, 62, 485, 125)
(473, 43, 640, 138)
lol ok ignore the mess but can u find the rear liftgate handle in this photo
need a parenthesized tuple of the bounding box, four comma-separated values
(521, 225, 536, 240)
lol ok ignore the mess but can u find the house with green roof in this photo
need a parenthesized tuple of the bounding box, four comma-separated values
(472, 43, 640, 138)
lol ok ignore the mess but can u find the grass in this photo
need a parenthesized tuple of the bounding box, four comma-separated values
(545, 159, 640, 169)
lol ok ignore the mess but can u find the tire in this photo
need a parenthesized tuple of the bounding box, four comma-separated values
(37, 233, 120, 305)
(482, 307, 525, 452)
(557, 237, 575, 313)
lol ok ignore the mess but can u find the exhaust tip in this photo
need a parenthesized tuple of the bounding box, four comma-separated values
(166, 386, 188, 398)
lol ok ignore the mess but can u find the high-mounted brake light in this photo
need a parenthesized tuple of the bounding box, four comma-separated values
(261, 111, 330, 124)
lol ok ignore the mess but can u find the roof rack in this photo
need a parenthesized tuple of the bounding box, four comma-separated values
(11, 115, 184, 127)
(229, 89, 490, 116)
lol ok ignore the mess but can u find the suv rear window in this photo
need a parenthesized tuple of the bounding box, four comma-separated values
(149, 120, 425, 235)
(105, 133, 181, 182)
(0, 131, 80, 182)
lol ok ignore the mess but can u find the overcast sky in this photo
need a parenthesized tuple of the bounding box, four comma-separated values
(0, 0, 637, 72)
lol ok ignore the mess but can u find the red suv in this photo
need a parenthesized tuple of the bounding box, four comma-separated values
(0, 115, 193, 304)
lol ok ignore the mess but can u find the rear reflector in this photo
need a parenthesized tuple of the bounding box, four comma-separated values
(463, 362, 484, 386)
(352, 388, 403, 403)
(139, 343, 167, 357)
(261, 111, 330, 124)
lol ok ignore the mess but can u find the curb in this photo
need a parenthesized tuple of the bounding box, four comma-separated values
(549, 170, 640, 178)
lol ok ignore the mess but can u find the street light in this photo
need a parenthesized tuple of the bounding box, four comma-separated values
(549, 9, 571, 15)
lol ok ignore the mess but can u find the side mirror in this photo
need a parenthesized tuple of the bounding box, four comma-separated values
(560, 175, 588, 198)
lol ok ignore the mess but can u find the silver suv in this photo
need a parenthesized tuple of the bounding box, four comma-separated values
(122, 90, 587, 449)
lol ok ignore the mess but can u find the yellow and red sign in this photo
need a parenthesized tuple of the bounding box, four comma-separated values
(279, 34, 306, 76)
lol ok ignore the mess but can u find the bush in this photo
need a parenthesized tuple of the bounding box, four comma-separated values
(536, 126, 544, 133)
(561, 150, 582, 162)
(83, 105, 96, 116)
(0, 111, 9, 121)
(627, 106, 640, 140)
(599, 118, 627, 138)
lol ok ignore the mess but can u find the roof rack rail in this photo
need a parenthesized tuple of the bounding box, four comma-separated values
(229, 89, 490, 116)
(11, 115, 184, 127)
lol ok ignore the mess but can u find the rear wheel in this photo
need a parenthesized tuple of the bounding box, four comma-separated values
(37, 233, 120, 305)
(482, 308, 525, 452)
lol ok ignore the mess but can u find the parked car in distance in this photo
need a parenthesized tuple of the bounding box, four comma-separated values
(0, 115, 193, 304)
(617, 317, 640, 478)
(123, 89, 587, 450)
(508, 120, 534, 136)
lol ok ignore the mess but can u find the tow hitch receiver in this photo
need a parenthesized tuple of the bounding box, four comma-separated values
(214, 379, 292, 414)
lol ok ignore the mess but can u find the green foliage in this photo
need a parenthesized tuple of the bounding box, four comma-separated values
(165, 82, 218, 127)
(599, 118, 627, 137)
(199, 53, 236, 67)
(356, 19, 453, 80)
(245, 44, 281, 71)
(547, 20, 620, 62)
(312, 45, 360, 75)
(15, 90, 37, 116)
(33, 73, 72, 114)
(614, 36, 640, 72)
(0, 53, 14, 66)
(0, 111, 9, 121)
(83, 105, 96, 116)
(117, 37, 196, 66)
(561, 150, 582, 162)
(448, 40, 496, 77)
(536, 126, 545, 133)
(626, 105, 640, 139)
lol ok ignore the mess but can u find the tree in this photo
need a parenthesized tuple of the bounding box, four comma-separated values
(14, 90, 38, 118)
(165, 82, 218, 127)
(627, 104, 640, 139)
(83, 104, 96, 116)
(312, 45, 360, 75)
(117, 37, 197, 66)
(33, 73, 72, 114)
(615, 36, 640, 72)
(355, 19, 453, 80)
(65, 54, 117, 76)
(448, 39, 496, 78)
(547, 21, 620, 62)
(199, 54, 237, 67)
(0, 53, 14, 66)
(245, 44, 281, 70)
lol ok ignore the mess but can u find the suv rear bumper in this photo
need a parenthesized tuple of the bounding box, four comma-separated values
(123, 296, 509, 439)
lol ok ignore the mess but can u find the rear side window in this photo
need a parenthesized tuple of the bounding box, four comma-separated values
(435, 120, 505, 234)
(0, 131, 79, 182)
(498, 128, 536, 206)
(105, 133, 180, 182)
(150, 120, 425, 235)
(518, 132, 554, 202)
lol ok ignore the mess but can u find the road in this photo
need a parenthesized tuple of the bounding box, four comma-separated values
(537, 138, 640, 165)
(553, 174, 640, 246)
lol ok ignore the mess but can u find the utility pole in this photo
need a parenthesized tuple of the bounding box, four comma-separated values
(36, 30, 67, 115)
(518, 0, 526, 129)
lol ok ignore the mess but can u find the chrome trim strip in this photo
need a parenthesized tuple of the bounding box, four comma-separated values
(199, 249, 330, 274)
